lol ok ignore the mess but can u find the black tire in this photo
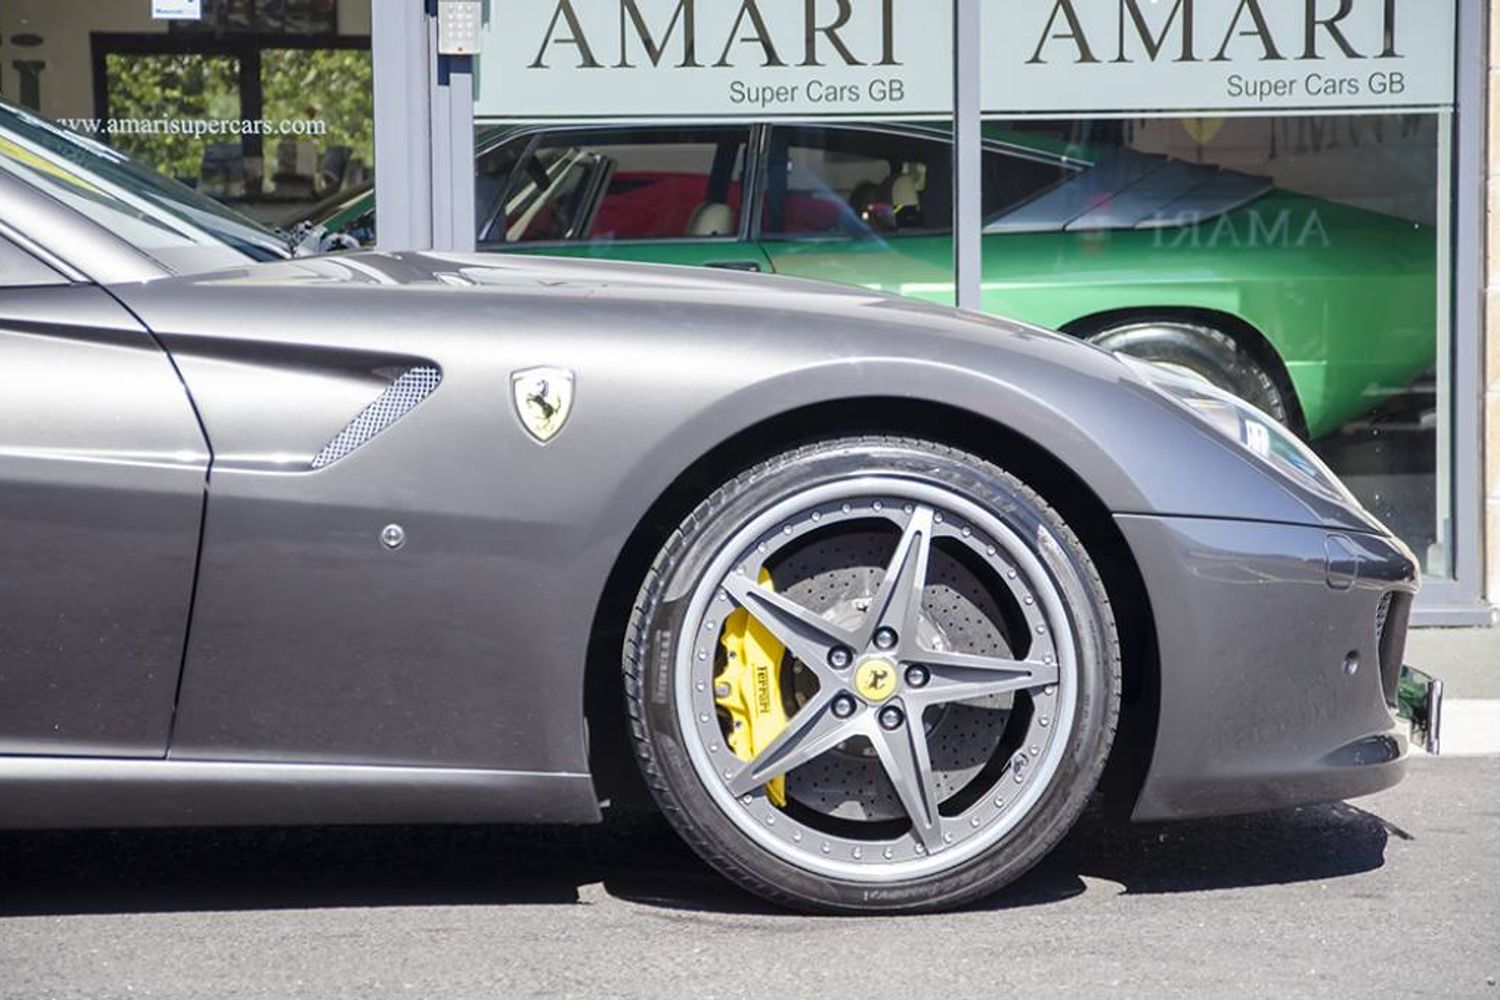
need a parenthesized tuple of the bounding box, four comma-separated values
(623, 436, 1120, 914)
(1085, 319, 1295, 430)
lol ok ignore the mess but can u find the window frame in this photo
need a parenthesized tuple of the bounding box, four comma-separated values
(1414, 0, 1489, 623)
(752, 121, 1084, 245)
(474, 123, 762, 251)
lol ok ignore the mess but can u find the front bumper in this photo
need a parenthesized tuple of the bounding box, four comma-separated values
(1116, 514, 1421, 822)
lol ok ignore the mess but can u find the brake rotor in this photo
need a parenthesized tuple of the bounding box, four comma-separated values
(772, 530, 1016, 823)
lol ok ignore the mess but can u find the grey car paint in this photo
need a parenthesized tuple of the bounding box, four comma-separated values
(1119, 515, 1414, 820)
(0, 171, 163, 286)
(0, 285, 207, 756)
(112, 253, 1361, 772)
(0, 162, 1416, 829)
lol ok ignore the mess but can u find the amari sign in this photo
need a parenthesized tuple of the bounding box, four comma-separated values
(475, 0, 1454, 120)
(987, 0, 1455, 114)
(476, 0, 952, 120)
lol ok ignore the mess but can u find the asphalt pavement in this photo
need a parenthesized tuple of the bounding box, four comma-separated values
(0, 756, 1495, 999)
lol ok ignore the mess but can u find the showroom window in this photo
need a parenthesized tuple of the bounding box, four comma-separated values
(976, 0, 1469, 602)
(977, 114, 1447, 574)
(0, 0, 374, 232)
(470, 0, 956, 275)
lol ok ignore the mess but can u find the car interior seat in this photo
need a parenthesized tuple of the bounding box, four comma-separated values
(889, 163, 925, 228)
(685, 202, 735, 237)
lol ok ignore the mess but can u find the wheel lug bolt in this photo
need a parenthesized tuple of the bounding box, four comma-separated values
(878, 705, 904, 730)
(873, 627, 898, 650)
(904, 664, 930, 688)
(831, 694, 857, 719)
(828, 646, 853, 669)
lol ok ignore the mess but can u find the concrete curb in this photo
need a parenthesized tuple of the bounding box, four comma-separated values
(1413, 698, 1500, 757)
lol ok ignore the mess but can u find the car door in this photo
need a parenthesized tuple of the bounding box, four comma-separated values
(0, 234, 208, 756)
(756, 124, 958, 305)
(478, 125, 772, 273)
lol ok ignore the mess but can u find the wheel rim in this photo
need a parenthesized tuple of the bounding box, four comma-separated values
(673, 476, 1079, 882)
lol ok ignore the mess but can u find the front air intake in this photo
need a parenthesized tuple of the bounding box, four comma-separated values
(310, 365, 442, 469)
(1376, 591, 1412, 707)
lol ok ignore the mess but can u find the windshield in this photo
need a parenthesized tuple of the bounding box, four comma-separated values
(0, 100, 289, 270)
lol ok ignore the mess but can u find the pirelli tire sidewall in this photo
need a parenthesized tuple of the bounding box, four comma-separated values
(623, 436, 1121, 914)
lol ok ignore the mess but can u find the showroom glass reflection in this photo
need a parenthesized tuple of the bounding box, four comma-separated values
(0, 0, 375, 227)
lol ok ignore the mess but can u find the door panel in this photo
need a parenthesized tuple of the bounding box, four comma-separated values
(761, 234, 954, 306)
(133, 278, 573, 770)
(0, 286, 208, 756)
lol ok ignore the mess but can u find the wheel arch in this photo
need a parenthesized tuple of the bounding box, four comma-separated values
(582, 398, 1160, 822)
(1060, 306, 1308, 437)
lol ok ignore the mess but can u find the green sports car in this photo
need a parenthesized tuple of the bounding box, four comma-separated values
(308, 121, 1437, 438)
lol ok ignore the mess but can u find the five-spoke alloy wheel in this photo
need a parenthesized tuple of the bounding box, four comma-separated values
(625, 438, 1120, 913)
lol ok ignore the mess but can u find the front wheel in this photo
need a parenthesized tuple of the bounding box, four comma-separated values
(623, 437, 1120, 913)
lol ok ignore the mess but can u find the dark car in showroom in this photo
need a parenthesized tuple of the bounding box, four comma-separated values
(0, 99, 1441, 913)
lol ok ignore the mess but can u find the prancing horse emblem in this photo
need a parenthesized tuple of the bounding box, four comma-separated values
(855, 658, 898, 701)
(511, 366, 575, 443)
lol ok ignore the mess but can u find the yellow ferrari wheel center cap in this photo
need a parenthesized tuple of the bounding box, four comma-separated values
(854, 658, 899, 702)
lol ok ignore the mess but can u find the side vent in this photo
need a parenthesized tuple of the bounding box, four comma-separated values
(310, 365, 442, 469)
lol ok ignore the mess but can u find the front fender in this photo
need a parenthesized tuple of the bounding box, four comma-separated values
(607, 350, 1367, 554)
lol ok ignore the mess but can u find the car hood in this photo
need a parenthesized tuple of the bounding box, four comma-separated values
(157, 248, 925, 305)
(143, 247, 1121, 358)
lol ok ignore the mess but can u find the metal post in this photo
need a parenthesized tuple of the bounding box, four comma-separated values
(1409, 0, 1489, 624)
(372, 0, 432, 251)
(1445, 0, 1489, 613)
(952, 0, 982, 312)
(431, 52, 477, 253)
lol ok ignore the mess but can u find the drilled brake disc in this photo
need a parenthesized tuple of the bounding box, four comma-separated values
(770, 531, 1016, 822)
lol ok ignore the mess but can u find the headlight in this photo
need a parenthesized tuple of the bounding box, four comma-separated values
(1121, 356, 1360, 508)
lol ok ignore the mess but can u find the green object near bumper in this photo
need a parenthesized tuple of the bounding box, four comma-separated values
(1398, 665, 1445, 756)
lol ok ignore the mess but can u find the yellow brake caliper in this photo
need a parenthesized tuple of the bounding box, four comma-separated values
(715, 570, 790, 807)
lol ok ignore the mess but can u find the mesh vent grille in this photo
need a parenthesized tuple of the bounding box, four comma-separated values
(310, 365, 442, 469)
(1375, 592, 1394, 641)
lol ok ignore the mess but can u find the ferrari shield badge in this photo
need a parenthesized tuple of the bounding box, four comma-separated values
(512, 367, 575, 443)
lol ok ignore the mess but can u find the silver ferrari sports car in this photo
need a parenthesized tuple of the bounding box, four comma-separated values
(0, 101, 1442, 913)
